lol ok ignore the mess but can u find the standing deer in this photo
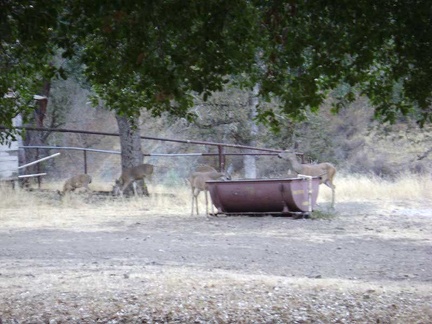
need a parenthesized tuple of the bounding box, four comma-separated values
(58, 174, 92, 196)
(189, 169, 230, 216)
(113, 163, 154, 197)
(278, 151, 336, 208)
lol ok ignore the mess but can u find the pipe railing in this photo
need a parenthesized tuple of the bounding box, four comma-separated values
(1, 126, 304, 179)
(2, 126, 292, 173)
(20, 145, 285, 175)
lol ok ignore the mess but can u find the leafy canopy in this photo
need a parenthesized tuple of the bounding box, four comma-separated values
(1, 1, 431, 142)
(0, 1, 63, 141)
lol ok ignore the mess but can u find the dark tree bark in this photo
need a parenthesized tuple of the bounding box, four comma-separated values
(22, 81, 51, 185)
(115, 114, 149, 196)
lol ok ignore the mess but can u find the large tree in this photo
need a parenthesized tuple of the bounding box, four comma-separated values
(1, 0, 432, 143)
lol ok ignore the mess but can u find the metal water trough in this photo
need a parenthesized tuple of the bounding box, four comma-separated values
(206, 176, 321, 217)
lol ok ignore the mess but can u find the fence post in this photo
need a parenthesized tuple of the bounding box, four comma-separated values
(217, 145, 225, 172)
(83, 150, 88, 174)
(36, 148, 41, 188)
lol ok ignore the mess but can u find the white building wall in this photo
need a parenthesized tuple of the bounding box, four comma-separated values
(0, 140, 19, 179)
(0, 115, 21, 180)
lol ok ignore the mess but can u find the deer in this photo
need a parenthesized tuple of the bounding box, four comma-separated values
(278, 150, 336, 208)
(113, 163, 154, 197)
(183, 164, 218, 186)
(58, 174, 92, 196)
(189, 169, 231, 216)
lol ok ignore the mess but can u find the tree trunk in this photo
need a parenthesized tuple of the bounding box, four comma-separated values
(243, 83, 260, 178)
(22, 81, 51, 187)
(115, 114, 149, 196)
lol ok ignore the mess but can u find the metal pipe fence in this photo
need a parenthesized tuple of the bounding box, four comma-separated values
(20, 145, 283, 176)
(1, 126, 304, 184)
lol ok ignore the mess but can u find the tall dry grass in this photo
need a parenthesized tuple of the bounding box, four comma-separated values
(0, 182, 181, 229)
(0, 172, 431, 230)
(2, 172, 432, 209)
(323, 171, 432, 204)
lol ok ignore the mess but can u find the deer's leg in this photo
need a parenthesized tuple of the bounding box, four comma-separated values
(132, 181, 138, 196)
(210, 191, 215, 215)
(192, 187, 200, 216)
(114, 185, 122, 197)
(141, 178, 149, 196)
(196, 191, 200, 215)
(117, 181, 127, 197)
(331, 187, 335, 209)
(191, 187, 195, 216)
(324, 180, 332, 188)
(204, 190, 208, 216)
(120, 179, 133, 197)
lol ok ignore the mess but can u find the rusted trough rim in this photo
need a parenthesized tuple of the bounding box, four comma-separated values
(206, 176, 322, 184)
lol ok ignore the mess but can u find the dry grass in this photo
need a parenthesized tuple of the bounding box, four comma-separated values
(5, 172, 432, 209)
(1, 172, 431, 229)
(0, 182, 191, 230)
(1, 172, 431, 323)
(317, 171, 432, 207)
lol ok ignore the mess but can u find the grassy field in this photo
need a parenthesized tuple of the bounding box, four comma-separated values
(0, 172, 431, 323)
(1, 171, 431, 231)
(1, 171, 431, 217)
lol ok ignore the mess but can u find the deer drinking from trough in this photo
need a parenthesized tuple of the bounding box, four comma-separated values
(278, 151, 336, 208)
(189, 168, 230, 216)
(113, 163, 154, 197)
(58, 174, 92, 196)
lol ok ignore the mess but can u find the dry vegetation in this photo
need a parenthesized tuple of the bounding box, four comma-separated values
(0, 173, 431, 323)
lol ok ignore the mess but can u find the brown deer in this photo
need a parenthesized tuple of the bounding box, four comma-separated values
(278, 151, 336, 208)
(58, 174, 92, 196)
(189, 169, 230, 216)
(113, 163, 154, 197)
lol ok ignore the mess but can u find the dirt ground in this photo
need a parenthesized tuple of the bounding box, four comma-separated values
(0, 196, 431, 323)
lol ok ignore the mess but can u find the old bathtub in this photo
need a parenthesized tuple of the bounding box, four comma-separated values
(206, 176, 320, 216)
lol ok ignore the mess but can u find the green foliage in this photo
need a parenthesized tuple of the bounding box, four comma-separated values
(1, 0, 432, 144)
(261, 1, 432, 128)
(60, 1, 259, 121)
(0, 1, 64, 142)
(310, 209, 337, 220)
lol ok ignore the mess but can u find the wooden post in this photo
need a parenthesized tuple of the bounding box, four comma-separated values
(36, 148, 41, 188)
(83, 150, 88, 174)
(217, 145, 225, 172)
